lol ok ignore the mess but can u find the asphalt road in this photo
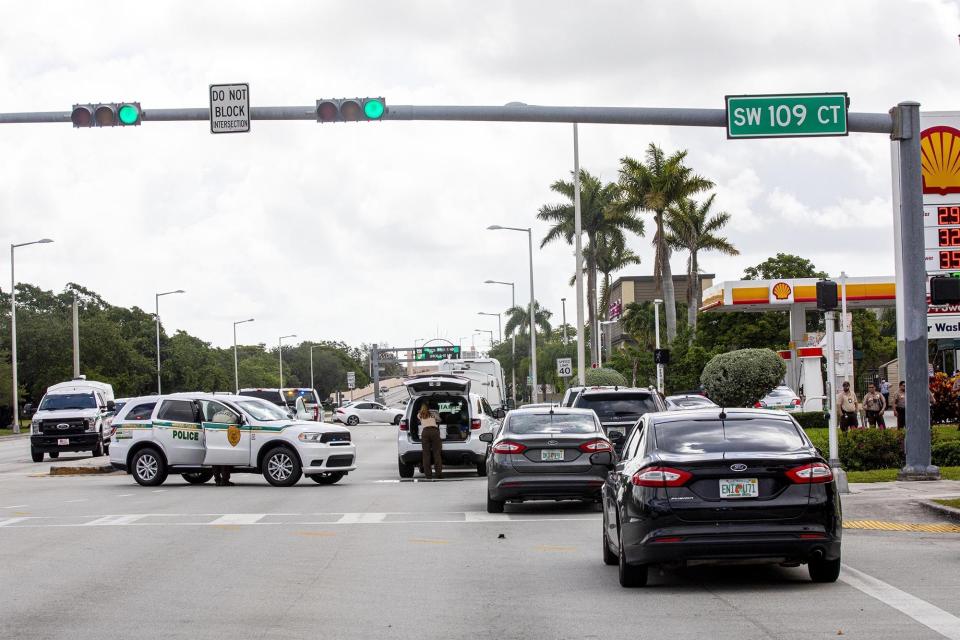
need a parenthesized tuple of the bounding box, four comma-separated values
(1, 428, 959, 640)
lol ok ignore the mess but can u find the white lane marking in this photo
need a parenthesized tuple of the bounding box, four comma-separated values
(841, 564, 960, 640)
(208, 514, 266, 526)
(464, 512, 510, 523)
(1, 505, 27, 509)
(151, 490, 166, 493)
(115, 494, 133, 497)
(83, 514, 147, 526)
(373, 480, 400, 483)
(337, 512, 387, 524)
(0, 517, 30, 527)
(64, 499, 88, 503)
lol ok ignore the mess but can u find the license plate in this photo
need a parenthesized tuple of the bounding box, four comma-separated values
(57, 438, 69, 446)
(541, 449, 565, 462)
(719, 478, 758, 498)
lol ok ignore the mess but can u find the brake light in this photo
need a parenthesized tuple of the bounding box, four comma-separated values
(313, 407, 320, 421)
(631, 466, 692, 487)
(799, 533, 827, 539)
(399, 419, 408, 432)
(471, 419, 482, 430)
(753, 401, 763, 408)
(578, 439, 613, 453)
(652, 536, 684, 543)
(786, 462, 833, 484)
(492, 440, 526, 454)
(792, 398, 801, 406)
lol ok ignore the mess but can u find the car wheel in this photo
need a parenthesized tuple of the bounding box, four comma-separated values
(618, 527, 648, 587)
(476, 461, 487, 477)
(393, 415, 402, 426)
(310, 472, 345, 485)
(181, 471, 214, 485)
(92, 431, 104, 457)
(808, 556, 841, 583)
(486, 492, 505, 514)
(346, 415, 359, 426)
(602, 527, 617, 566)
(398, 459, 415, 479)
(132, 448, 167, 487)
(48, 451, 59, 459)
(262, 447, 302, 487)
(30, 448, 43, 463)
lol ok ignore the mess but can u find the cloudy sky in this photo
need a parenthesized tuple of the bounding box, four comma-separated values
(1, 0, 958, 352)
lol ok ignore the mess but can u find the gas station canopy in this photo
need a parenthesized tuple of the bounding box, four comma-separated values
(700, 276, 896, 313)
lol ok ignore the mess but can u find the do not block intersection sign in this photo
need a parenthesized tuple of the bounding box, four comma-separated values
(209, 83, 250, 134)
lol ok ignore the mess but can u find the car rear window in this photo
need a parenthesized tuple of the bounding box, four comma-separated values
(766, 388, 796, 398)
(239, 390, 284, 405)
(653, 418, 807, 454)
(576, 393, 658, 419)
(284, 389, 316, 405)
(507, 413, 598, 435)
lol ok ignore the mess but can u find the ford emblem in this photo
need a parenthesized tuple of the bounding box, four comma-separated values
(730, 463, 748, 472)
(56, 423, 70, 430)
(547, 440, 558, 446)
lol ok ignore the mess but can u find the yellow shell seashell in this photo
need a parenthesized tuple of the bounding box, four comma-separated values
(772, 282, 791, 300)
(921, 126, 960, 195)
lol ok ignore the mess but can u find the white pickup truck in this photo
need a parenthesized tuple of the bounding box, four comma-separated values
(29, 378, 116, 462)
(110, 392, 356, 487)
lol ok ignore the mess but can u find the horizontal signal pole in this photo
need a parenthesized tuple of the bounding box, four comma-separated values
(0, 104, 894, 133)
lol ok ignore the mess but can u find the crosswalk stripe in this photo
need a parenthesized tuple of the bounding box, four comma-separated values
(337, 513, 386, 524)
(0, 517, 30, 527)
(83, 514, 147, 526)
(208, 514, 266, 525)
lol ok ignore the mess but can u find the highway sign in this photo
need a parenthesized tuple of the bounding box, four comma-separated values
(415, 345, 461, 361)
(556, 357, 573, 378)
(346, 371, 356, 390)
(726, 93, 847, 139)
(209, 83, 250, 134)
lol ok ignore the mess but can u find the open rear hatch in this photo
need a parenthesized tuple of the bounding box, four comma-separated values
(404, 374, 471, 397)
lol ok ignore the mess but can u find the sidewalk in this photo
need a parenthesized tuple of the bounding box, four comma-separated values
(48, 454, 116, 476)
(843, 479, 960, 523)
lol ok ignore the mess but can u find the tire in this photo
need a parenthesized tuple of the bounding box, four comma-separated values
(393, 415, 402, 426)
(310, 471, 345, 485)
(262, 447, 302, 487)
(181, 471, 214, 485)
(476, 460, 488, 477)
(808, 556, 841, 583)
(618, 527, 648, 587)
(48, 451, 59, 459)
(132, 448, 167, 487)
(31, 449, 43, 463)
(398, 459, 415, 479)
(487, 491, 505, 514)
(92, 430, 104, 457)
(602, 527, 617, 566)
(346, 415, 359, 426)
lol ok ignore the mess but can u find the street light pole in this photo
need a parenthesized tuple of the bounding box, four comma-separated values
(474, 328, 495, 352)
(654, 299, 663, 393)
(278, 334, 296, 388)
(561, 297, 568, 344)
(573, 124, 586, 386)
(309, 344, 320, 392)
(233, 318, 254, 393)
(155, 289, 185, 395)
(9, 238, 53, 431)
(478, 312, 502, 343)
(484, 280, 516, 405)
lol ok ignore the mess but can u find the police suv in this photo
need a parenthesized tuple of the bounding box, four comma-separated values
(109, 393, 356, 487)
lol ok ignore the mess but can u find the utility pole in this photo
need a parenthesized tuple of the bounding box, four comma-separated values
(72, 292, 80, 378)
(573, 124, 586, 386)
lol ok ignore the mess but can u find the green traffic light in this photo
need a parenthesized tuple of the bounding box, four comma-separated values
(118, 104, 140, 125)
(363, 99, 385, 120)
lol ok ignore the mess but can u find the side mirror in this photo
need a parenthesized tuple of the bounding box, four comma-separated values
(478, 432, 494, 443)
(590, 451, 614, 467)
(23, 403, 35, 418)
(106, 400, 116, 411)
(493, 408, 506, 420)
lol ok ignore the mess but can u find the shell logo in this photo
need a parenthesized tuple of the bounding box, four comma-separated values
(772, 282, 792, 300)
(921, 126, 960, 195)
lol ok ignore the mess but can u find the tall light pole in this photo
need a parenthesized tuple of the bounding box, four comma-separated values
(233, 318, 254, 393)
(278, 334, 296, 388)
(573, 124, 586, 386)
(653, 299, 663, 393)
(478, 312, 501, 343)
(561, 297, 568, 344)
(474, 328, 495, 352)
(485, 279, 517, 404)
(309, 344, 320, 392)
(488, 226, 538, 403)
(155, 289, 184, 395)
(9, 238, 53, 431)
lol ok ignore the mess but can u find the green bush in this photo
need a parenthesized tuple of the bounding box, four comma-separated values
(932, 441, 960, 467)
(700, 348, 786, 408)
(800, 427, 829, 454)
(838, 429, 905, 471)
(793, 411, 829, 429)
(584, 367, 627, 387)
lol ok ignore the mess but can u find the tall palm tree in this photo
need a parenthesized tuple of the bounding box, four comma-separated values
(618, 144, 714, 342)
(538, 169, 644, 360)
(594, 233, 642, 319)
(666, 194, 739, 331)
(504, 302, 552, 338)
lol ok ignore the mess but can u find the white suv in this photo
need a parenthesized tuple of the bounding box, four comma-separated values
(396, 374, 502, 478)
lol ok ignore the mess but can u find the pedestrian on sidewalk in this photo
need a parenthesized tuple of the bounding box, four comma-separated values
(880, 378, 890, 408)
(862, 382, 886, 429)
(836, 381, 859, 432)
(891, 381, 906, 430)
(417, 403, 443, 480)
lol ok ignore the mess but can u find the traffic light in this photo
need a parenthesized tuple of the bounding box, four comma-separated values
(931, 275, 960, 304)
(654, 349, 671, 365)
(71, 102, 142, 128)
(816, 280, 838, 311)
(315, 97, 386, 123)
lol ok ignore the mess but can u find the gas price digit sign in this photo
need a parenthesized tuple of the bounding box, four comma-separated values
(924, 204, 960, 273)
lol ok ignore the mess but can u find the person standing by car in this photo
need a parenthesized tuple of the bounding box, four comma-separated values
(862, 382, 886, 429)
(418, 403, 443, 480)
(836, 381, 859, 432)
(892, 381, 906, 430)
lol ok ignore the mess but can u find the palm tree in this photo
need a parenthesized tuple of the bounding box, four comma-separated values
(594, 233, 642, 319)
(504, 302, 552, 338)
(666, 194, 739, 331)
(618, 144, 714, 342)
(538, 169, 644, 360)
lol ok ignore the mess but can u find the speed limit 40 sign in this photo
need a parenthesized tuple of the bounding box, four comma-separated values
(556, 357, 573, 378)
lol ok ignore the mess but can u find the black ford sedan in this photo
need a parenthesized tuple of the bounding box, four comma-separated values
(601, 408, 841, 587)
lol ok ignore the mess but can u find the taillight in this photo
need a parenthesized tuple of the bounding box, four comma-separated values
(471, 419, 482, 430)
(399, 419, 408, 432)
(492, 440, 526, 454)
(792, 398, 801, 406)
(753, 401, 763, 408)
(578, 439, 613, 453)
(631, 466, 692, 487)
(313, 407, 320, 421)
(787, 462, 833, 484)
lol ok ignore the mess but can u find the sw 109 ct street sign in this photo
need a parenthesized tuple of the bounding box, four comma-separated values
(726, 93, 848, 139)
(209, 83, 250, 134)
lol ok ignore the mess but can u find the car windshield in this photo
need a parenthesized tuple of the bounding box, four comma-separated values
(38, 393, 97, 411)
(238, 390, 284, 405)
(767, 388, 796, 398)
(285, 389, 317, 405)
(507, 413, 597, 435)
(236, 399, 290, 421)
(672, 396, 715, 407)
(576, 393, 658, 418)
(654, 418, 807, 454)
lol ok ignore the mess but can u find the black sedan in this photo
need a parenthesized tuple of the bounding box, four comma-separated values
(481, 408, 614, 513)
(601, 408, 841, 587)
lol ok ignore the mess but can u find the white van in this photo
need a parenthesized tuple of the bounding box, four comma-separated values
(437, 358, 507, 410)
(29, 378, 116, 462)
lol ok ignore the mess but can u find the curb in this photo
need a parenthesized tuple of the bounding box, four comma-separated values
(49, 464, 117, 476)
(917, 499, 960, 522)
(0, 433, 30, 442)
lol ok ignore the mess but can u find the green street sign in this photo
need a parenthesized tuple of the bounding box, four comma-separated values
(726, 93, 848, 139)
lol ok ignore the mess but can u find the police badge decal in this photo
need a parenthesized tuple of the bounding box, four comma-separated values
(227, 425, 241, 447)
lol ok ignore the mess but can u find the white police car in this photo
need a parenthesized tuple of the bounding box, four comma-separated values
(109, 393, 356, 487)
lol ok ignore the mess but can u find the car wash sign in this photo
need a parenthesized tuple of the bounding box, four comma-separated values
(726, 93, 848, 139)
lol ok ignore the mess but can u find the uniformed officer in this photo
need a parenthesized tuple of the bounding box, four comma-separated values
(213, 466, 234, 486)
